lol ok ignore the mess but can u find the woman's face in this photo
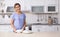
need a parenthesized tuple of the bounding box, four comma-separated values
(14, 5, 21, 12)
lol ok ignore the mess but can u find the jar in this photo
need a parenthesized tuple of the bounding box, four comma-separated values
(48, 16, 53, 25)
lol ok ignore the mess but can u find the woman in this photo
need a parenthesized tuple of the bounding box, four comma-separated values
(10, 3, 26, 33)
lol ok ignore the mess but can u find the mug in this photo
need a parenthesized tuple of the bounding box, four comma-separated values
(25, 27, 29, 31)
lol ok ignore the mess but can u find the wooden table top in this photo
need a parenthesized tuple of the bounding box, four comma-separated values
(0, 32, 60, 37)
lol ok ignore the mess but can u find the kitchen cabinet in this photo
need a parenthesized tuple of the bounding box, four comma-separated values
(3, 0, 59, 13)
(31, 0, 58, 13)
(30, 0, 58, 5)
(32, 25, 60, 32)
(56, 25, 60, 32)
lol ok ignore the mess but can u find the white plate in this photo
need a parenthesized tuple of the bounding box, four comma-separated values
(23, 30, 32, 34)
(16, 30, 22, 33)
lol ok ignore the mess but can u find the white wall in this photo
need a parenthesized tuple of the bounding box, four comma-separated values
(0, 0, 59, 24)
(23, 0, 59, 24)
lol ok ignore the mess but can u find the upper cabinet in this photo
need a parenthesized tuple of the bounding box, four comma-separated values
(45, 0, 58, 13)
(1, 0, 58, 13)
(24, 0, 58, 13)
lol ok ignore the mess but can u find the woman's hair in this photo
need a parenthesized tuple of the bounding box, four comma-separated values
(14, 3, 21, 8)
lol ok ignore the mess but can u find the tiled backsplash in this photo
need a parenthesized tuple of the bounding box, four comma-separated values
(0, 13, 58, 24)
(25, 13, 58, 24)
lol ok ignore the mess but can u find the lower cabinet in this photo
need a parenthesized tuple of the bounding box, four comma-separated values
(32, 25, 60, 32)
(57, 26, 60, 32)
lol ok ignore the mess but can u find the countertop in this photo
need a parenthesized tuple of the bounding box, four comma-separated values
(27, 23, 60, 26)
(0, 32, 60, 37)
(0, 23, 60, 25)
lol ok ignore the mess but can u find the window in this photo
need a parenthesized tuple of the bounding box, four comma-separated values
(31, 6, 44, 13)
(48, 6, 55, 12)
(6, 6, 14, 12)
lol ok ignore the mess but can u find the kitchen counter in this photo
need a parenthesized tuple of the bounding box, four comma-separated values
(0, 23, 60, 25)
(27, 23, 60, 26)
(0, 32, 60, 37)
